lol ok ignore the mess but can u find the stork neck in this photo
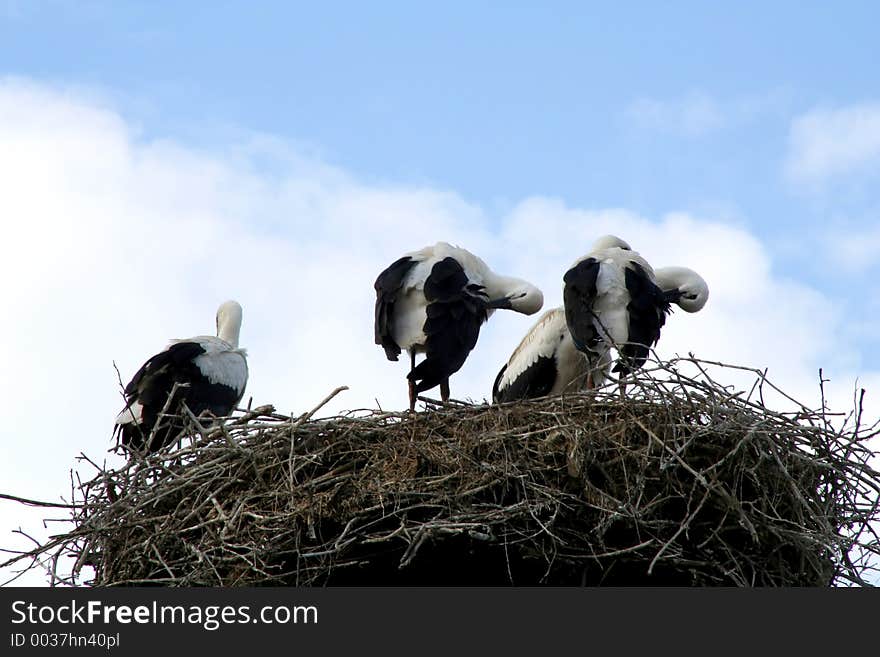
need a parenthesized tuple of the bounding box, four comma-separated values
(218, 321, 241, 348)
(653, 268, 686, 291)
(483, 272, 543, 315)
(483, 272, 520, 297)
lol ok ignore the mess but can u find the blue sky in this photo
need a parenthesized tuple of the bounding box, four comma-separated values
(4, 2, 879, 301)
(1, 2, 879, 584)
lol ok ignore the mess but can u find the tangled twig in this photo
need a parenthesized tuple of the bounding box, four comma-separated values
(2, 357, 878, 587)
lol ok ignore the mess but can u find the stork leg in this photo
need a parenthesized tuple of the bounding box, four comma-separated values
(618, 376, 627, 399)
(440, 378, 450, 404)
(408, 351, 417, 412)
(585, 352, 599, 391)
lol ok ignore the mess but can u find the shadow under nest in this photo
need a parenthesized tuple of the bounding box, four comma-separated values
(19, 358, 870, 588)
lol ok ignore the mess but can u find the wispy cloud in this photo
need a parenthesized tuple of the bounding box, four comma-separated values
(785, 102, 880, 185)
(624, 90, 788, 138)
(625, 93, 725, 137)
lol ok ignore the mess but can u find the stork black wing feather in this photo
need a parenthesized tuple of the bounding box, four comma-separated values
(615, 262, 671, 373)
(125, 341, 207, 399)
(374, 256, 417, 361)
(118, 341, 212, 452)
(408, 257, 488, 394)
(562, 258, 602, 356)
(493, 355, 559, 403)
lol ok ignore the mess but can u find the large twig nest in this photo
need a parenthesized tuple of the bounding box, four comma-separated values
(4, 358, 879, 586)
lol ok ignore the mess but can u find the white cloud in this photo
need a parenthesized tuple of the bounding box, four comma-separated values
(786, 102, 880, 184)
(1, 80, 876, 585)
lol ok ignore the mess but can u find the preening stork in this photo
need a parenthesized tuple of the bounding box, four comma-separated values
(374, 242, 544, 410)
(113, 300, 249, 453)
(493, 266, 708, 403)
(492, 307, 611, 403)
(563, 235, 709, 390)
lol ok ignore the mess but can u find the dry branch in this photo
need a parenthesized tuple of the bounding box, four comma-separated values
(3, 357, 878, 586)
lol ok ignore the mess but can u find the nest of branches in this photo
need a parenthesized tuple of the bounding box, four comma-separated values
(5, 358, 880, 586)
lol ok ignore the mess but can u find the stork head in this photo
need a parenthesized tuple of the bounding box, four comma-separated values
(487, 279, 544, 316)
(590, 234, 632, 251)
(654, 267, 709, 313)
(216, 300, 244, 347)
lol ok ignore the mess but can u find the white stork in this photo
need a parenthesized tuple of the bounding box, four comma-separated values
(493, 265, 708, 403)
(492, 307, 611, 403)
(114, 300, 249, 453)
(374, 242, 544, 410)
(563, 235, 709, 389)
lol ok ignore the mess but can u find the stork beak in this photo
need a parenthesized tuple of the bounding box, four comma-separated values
(664, 289, 684, 304)
(487, 297, 513, 309)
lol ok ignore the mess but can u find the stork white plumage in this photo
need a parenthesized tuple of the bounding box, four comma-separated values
(374, 242, 544, 410)
(492, 307, 611, 403)
(114, 300, 249, 454)
(563, 236, 709, 391)
(493, 266, 708, 403)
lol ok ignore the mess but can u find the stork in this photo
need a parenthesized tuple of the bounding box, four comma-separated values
(493, 265, 708, 402)
(113, 300, 249, 454)
(563, 235, 709, 392)
(492, 307, 611, 403)
(375, 242, 543, 410)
